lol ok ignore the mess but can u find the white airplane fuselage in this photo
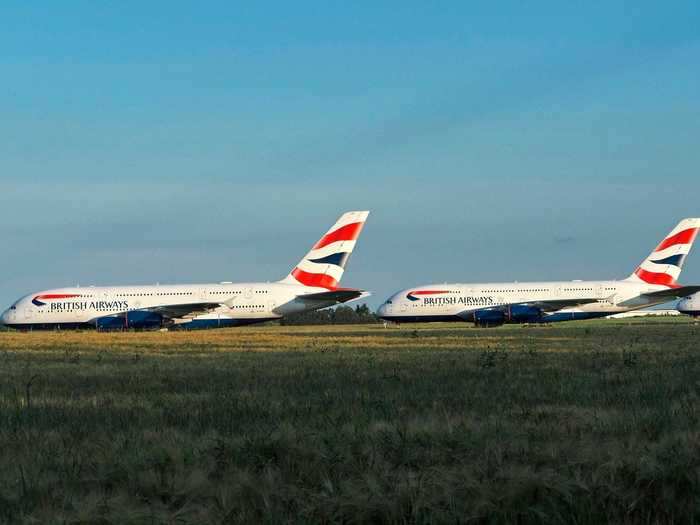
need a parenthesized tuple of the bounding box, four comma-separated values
(1, 282, 340, 330)
(378, 279, 674, 324)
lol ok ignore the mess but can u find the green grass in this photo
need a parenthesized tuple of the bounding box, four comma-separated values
(1, 319, 700, 523)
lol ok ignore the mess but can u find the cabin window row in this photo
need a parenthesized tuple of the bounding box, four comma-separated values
(231, 305, 264, 308)
(481, 289, 548, 293)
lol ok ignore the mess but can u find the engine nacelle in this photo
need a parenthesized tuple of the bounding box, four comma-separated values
(505, 304, 543, 323)
(473, 308, 505, 327)
(95, 311, 164, 330)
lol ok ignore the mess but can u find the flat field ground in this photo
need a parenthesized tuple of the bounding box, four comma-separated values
(1, 319, 700, 523)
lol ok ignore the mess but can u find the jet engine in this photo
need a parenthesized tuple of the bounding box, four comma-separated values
(505, 304, 543, 323)
(473, 308, 506, 327)
(95, 311, 164, 330)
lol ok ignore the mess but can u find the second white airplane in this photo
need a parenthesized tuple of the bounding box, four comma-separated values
(1, 211, 370, 330)
(378, 219, 700, 326)
(677, 292, 700, 318)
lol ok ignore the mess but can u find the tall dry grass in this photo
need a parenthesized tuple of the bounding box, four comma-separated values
(1, 320, 699, 522)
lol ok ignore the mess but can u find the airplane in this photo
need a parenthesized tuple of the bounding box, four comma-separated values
(378, 218, 700, 326)
(0, 211, 370, 330)
(677, 292, 700, 318)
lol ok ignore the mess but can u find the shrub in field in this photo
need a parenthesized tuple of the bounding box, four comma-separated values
(281, 304, 379, 325)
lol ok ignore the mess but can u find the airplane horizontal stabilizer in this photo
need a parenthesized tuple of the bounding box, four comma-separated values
(299, 289, 370, 304)
(640, 286, 700, 300)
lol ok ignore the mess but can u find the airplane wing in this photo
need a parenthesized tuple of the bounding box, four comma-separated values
(93, 302, 223, 322)
(459, 297, 602, 319)
(146, 302, 223, 319)
(298, 289, 370, 304)
(640, 286, 700, 300)
(522, 297, 603, 312)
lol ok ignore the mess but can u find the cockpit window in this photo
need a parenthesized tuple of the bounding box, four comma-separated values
(10, 306, 16, 310)
(386, 300, 392, 304)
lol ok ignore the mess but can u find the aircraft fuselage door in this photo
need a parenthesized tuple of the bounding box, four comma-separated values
(597, 284, 608, 301)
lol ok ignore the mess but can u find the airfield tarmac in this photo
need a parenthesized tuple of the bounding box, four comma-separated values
(1, 319, 699, 522)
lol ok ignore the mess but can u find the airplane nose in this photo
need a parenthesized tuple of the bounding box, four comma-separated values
(377, 303, 389, 319)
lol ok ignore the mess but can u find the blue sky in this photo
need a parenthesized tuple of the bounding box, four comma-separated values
(1, 2, 699, 308)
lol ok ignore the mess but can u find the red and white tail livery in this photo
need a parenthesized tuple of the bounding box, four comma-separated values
(626, 218, 700, 288)
(281, 211, 369, 289)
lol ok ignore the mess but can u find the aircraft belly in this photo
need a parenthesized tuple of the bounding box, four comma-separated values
(53, 311, 90, 324)
(574, 303, 620, 314)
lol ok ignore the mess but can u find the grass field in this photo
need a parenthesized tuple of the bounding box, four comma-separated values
(1, 319, 699, 523)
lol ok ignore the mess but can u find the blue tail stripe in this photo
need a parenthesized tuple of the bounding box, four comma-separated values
(308, 252, 350, 268)
(650, 254, 686, 267)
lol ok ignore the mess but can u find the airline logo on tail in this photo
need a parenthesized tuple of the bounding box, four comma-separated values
(630, 218, 700, 288)
(283, 211, 369, 289)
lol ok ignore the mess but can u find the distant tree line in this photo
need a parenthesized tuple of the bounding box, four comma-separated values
(280, 303, 379, 325)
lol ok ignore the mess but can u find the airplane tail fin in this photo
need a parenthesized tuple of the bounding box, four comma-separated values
(279, 211, 369, 289)
(625, 218, 700, 287)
